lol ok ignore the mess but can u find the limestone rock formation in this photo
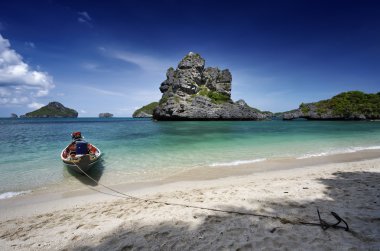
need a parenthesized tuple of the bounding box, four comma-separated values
(99, 113, 114, 118)
(23, 102, 78, 118)
(153, 52, 270, 120)
(10, 113, 18, 118)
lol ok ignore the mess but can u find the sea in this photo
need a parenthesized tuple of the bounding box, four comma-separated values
(1, 118, 380, 199)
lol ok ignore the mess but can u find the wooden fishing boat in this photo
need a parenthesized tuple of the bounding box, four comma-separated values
(61, 132, 102, 173)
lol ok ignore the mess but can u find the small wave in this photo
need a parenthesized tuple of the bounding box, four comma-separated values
(297, 145, 380, 160)
(209, 158, 267, 167)
(0, 190, 31, 200)
(355, 146, 380, 150)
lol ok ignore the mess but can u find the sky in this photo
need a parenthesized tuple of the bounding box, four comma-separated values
(0, 0, 379, 117)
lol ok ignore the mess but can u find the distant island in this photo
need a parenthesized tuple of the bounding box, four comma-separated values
(282, 91, 380, 120)
(133, 102, 158, 118)
(99, 112, 114, 118)
(152, 52, 271, 120)
(10, 113, 18, 119)
(21, 102, 78, 118)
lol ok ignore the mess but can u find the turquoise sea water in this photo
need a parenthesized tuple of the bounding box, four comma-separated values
(1, 118, 380, 197)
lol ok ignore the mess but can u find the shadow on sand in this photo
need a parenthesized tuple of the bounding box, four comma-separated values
(65, 159, 105, 187)
(69, 170, 380, 250)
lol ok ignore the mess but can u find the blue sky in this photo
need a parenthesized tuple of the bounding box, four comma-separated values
(0, 0, 379, 117)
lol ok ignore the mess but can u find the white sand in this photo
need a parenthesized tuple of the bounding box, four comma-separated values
(0, 157, 379, 250)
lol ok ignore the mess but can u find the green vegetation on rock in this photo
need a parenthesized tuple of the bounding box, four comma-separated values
(300, 103, 310, 113)
(159, 96, 168, 105)
(207, 91, 231, 104)
(198, 86, 209, 96)
(195, 86, 230, 104)
(314, 91, 380, 117)
(133, 102, 159, 117)
(284, 91, 380, 120)
(24, 102, 78, 118)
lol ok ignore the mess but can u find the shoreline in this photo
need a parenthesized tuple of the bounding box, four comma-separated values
(164, 148, 380, 182)
(0, 149, 380, 210)
(1, 149, 379, 215)
(0, 152, 379, 249)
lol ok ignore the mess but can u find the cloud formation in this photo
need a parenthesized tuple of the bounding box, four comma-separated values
(100, 47, 172, 73)
(78, 11, 92, 27)
(24, 41, 35, 48)
(84, 85, 128, 97)
(27, 102, 44, 109)
(0, 34, 54, 105)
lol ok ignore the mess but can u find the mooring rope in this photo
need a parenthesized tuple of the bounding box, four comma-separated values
(71, 160, 349, 231)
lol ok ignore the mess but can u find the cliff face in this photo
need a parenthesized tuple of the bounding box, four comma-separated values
(283, 91, 380, 120)
(23, 102, 78, 118)
(153, 52, 270, 120)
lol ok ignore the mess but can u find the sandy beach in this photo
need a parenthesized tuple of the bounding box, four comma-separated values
(1, 153, 380, 250)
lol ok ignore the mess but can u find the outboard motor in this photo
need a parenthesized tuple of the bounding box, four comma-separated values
(75, 141, 88, 155)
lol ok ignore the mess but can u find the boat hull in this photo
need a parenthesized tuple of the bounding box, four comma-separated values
(61, 144, 101, 174)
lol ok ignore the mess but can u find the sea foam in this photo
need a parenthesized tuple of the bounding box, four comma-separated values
(0, 190, 31, 200)
(209, 158, 267, 167)
(297, 145, 380, 159)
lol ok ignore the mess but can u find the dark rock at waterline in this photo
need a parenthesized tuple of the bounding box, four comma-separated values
(99, 113, 114, 118)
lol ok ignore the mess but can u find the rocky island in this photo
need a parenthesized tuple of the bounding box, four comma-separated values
(10, 113, 18, 119)
(283, 91, 380, 120)
(133, 102, 158, 118)
(99, 113, 114, 118)
(22, 102, 78, 118)
(153, 52, 270, 120)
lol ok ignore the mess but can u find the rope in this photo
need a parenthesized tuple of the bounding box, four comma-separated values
(70, 160, 349, 231)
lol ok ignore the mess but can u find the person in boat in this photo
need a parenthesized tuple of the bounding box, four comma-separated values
(64, 132, 96, 158)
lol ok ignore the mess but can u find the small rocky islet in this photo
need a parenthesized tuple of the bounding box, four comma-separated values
(21, 102, 78, 118)
(99, 112, 114, 118)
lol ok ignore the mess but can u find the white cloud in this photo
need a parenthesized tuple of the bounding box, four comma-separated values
(100, 47, 171, 73)
(83, 85, 160, 102)
(25, 41, 35, 48)
(84, 86, 129, 97)
(131, 89, 160, 102)
(78, 11, 93, 27)
(28, 102, 44, 109)
(0, 34, 54, 106)
(82, 62, 98, 71)
(78, 11, 91, 21)
(78, 17, 87, 23)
